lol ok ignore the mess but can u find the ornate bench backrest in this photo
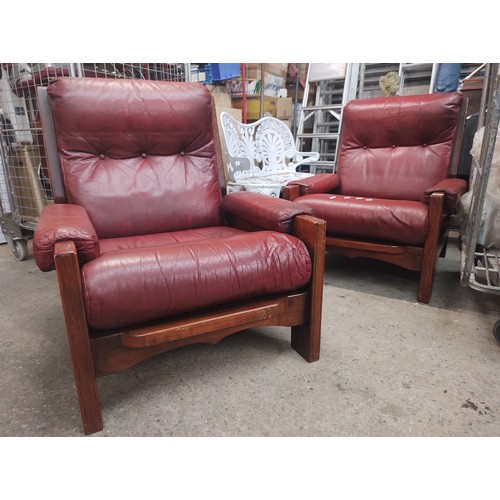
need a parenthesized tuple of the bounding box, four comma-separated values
(220, 112, 301, 182)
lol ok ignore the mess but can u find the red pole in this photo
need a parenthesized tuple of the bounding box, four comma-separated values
(241, 63, 247, 123)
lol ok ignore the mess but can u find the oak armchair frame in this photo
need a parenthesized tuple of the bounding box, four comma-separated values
(36, 84, 326, 435)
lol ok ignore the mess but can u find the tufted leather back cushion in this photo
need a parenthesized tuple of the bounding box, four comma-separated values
(336, 92, 463, 201)
(47, 78, 224, 238)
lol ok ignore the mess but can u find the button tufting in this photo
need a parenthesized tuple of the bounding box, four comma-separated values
(99, 154, 105, 160)
(392, 144, 396, 148)
(363, 146, 367, 149)
(422, 143, 427, 147)
(180, 151, 186, 156)
(141, 153, 147, 158)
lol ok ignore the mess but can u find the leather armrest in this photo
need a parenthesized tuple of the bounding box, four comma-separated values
(33, 203, 100, 272)
(423, 178, 468, 211)
(222, 191, 314, 233)
(287, 173, 340, 195)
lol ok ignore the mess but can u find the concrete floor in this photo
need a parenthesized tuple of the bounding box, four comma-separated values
(0, 236, 499, 437)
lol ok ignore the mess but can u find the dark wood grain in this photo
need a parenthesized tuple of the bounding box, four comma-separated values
(418, 192, 445, 303)
(41, 82, 327, 434)
(92, 293, 308, 376)
(54, 241, 103, 435)
(291, 214, 327, 362)
(327, 237, 424, 272)
(323, 192, 447, 303)
(282, 184, 300, 201)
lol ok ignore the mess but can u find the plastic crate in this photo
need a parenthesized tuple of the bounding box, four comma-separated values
(209, 64, 241, 82)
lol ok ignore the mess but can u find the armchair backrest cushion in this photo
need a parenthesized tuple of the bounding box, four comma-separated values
(336, 92, 464, 201)
(46, 78, 224, 238)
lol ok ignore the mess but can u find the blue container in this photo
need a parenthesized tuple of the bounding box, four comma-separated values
(209, 63, 241, 82)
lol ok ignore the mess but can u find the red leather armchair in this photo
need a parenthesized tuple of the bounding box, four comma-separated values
(34, 78, 326, 434)
(284, 92, 467, 303)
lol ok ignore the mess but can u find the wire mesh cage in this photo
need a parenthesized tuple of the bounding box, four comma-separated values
(0, 62, 189, 260)
(459, 64, 500, 343)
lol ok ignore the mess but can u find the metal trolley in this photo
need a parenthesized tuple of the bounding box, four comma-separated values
(460, 63, 500, 344)
(0, 63, 189, 260)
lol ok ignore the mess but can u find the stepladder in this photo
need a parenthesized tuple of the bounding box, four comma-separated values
(295, 63, 359, 174)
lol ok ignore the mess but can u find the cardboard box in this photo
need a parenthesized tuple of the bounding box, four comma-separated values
(279, 119, 292, 130)
(264, 63, 288, 78)
(276, 97, 293, 119)
(231, 96, 277, 121)
(244, 63, 288, 80)
(206, 84, 232, 108)
(263, 74, 286, 97)
(7, 145, 47, 221)
(309, 63, 346, 82)
(244, 67, 263, 80)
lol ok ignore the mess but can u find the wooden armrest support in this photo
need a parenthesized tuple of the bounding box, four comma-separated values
(282, 184, 301, 201)
(55, 240, 78, 257)
(293, 214, 327, 255)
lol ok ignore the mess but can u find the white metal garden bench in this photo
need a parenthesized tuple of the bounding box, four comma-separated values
(220, 111, 319, 197)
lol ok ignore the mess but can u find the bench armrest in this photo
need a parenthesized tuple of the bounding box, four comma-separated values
(292, 151, 320, 170)
(226, 153, 258, 181)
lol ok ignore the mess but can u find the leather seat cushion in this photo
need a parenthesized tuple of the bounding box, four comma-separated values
(82, 230, 312, 330)
(295, 194, 428, 246)
(99, 226, 244, 255)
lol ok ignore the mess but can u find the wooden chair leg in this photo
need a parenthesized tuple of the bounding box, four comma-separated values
(292, 215, 326, 362)
(292, 320, 321, 362)
(68, 339, 103, 435)
(418, 193, 445, 303)
(439, 231, 450, 258)
(55, 241, 103, 434)
(418, 268, 435, 303)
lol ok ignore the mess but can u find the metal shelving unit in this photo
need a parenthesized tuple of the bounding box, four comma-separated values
(459, 63, 500, 343)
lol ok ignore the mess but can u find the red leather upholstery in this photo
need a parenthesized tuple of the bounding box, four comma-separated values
(286, 92, 467, 303)
(222, 191, 314, 232)
(292, 194, 428, 245)
(337, 92, 464, 201)
(285, 173, 340, 196)
(34, 203, 100, 271)
(35, 78, 316, 332)
(47, 78, 224, 238)
(291, 93, 465, 244)
(32, 77, 326, 435)
(99, 226, 243, 254)
(83, 231, 311, 330)
(423, 178, 468, 210)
